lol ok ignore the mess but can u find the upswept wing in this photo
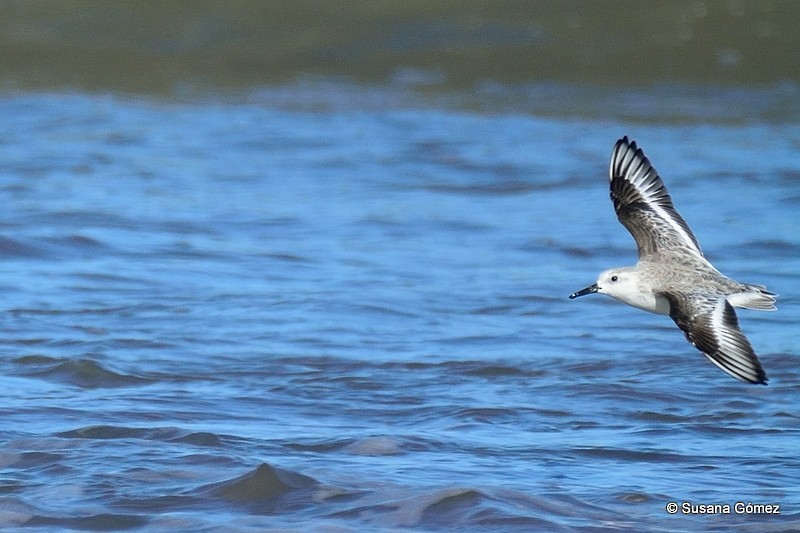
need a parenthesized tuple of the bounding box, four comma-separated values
(610, 137, 704, 260)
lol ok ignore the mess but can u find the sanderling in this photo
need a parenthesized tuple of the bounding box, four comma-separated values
(569, 136, 776, 384)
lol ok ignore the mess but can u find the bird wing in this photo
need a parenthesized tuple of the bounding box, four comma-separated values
(662, 292, 768, 384)
(609, 137, 705, 261)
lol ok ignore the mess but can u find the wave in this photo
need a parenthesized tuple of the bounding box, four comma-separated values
(15, 356, 153, 389)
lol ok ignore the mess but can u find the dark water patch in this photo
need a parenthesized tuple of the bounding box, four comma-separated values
(1, 451, 64, 470)
(573, 446, 688, 464)
(7, 304, 157, 319)
(286, 435, 410, 456)
(23, 357, 152, 389)
(55, 426, 241, 449)
(0, 478, 25, 496)
(285, 438, 355, 455)
(419, 488, 484, 526)
(12, 354, 60, 365)
(57, 425, 150, 440)
(470, 304, 517, 315)
(454, 407, 521, 424)
(259, 251, 314, 264)
(700, 408, 756, 423)
(27, 513, 148, 531)
(477, 492, 620, 530)
(363, 488, 633, 531)
(167, 432, 225, 448)
(0, 236, 48, 259)
(531, 407, 572, 419)
(156, 219, 216, 236)
(691, 424, 771, 437)
(68, 273, 149, 287)
(105, 337, 178, 351)
(563, 359, 618, 380)
(71, 325, 108, 336)
(73, 303, 177, 317)
(180, 454, 243, 469)
(561, 245, 596, 258)
(326, 488, 496, 529)
(630, 411, 687, 424)
(42, 234, 112, 257)
(113, 494, 201, 514)
(203, 463, 318, 512)
(0, 497, 37, 528)
(38, 210, 137, 230)
(776, 167, 800, 181)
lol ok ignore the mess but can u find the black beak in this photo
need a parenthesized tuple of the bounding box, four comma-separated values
(569, 283, 598, 299)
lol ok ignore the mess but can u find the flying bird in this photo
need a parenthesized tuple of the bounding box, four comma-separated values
(569, 137, 776, 384)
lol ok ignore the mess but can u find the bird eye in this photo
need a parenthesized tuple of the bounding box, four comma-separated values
(611, 275, 618, 282)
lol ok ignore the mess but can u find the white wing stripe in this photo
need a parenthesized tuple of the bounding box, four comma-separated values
(647, 199, 702, 258)
(709, 298, 759, 380)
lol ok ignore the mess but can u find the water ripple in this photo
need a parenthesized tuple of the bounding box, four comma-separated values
(0, 92, 796, 532)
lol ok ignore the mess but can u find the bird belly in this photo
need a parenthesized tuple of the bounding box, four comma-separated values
(615, 291, 671, 316)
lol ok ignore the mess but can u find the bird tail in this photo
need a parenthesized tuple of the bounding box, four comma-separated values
(728, 285, 777, 311)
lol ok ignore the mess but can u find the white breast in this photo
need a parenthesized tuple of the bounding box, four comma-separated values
(610, 287, 671, 316)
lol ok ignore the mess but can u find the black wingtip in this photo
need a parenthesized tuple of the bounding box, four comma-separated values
(615, 135, 633, 150)
(610, 136, 653, 183)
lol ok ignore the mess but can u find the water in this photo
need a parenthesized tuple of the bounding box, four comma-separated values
(0, 86, 798, 532)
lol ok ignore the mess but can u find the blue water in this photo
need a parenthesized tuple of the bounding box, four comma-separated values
(0, 88, 798, 532)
